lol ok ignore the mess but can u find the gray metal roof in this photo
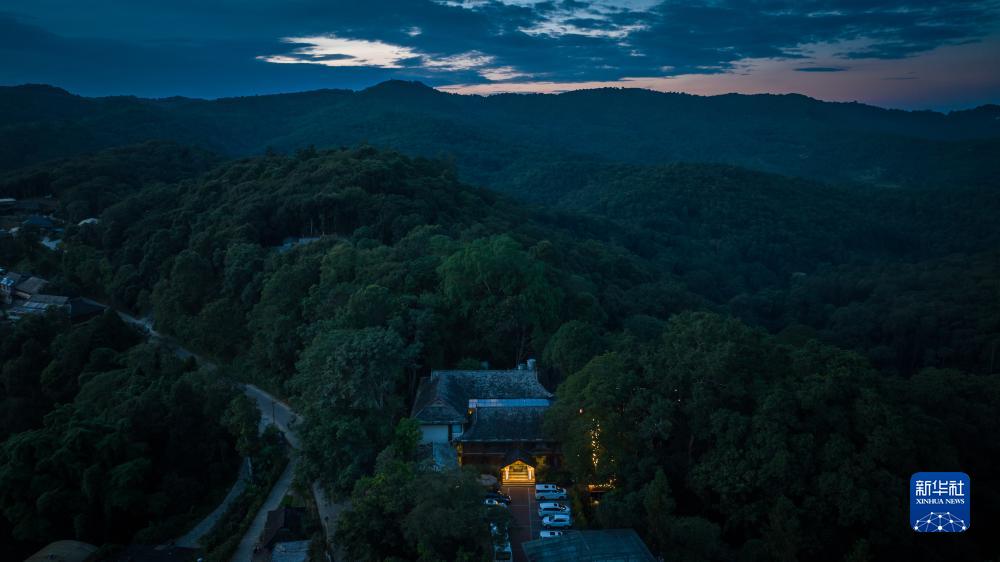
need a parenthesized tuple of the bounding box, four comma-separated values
(411, 369, 552, 424)
(456, 406, 550, 443)
(522, 530, 656, 562)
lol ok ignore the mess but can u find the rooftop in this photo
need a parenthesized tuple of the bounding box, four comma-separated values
(30, 294, 70, 305)
(25, 540, 98, 562)
(411, 369, 552, 424)
(16, 275, 48, 295)
(522, 530, 656, 562)
(261, 507, 306, 549)
(270, 541, 310, 562)
(457, 406, 550, 443)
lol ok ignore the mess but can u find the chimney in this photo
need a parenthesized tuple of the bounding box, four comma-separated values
(517, 363, 526, 371)
(527, 358, 537, 371)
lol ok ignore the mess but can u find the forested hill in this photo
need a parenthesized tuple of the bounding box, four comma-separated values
(2, 81, 999, 190)
(6, 141, 1000, 377)
(3, 144, 997, 560)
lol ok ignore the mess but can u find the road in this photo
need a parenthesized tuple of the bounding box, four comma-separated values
(504, 484, 540, 562)
(115, 310, 346, 560)
(241, 384, 349, 560)
(243, 384, 300, 449)
(230, 455, 299, 562)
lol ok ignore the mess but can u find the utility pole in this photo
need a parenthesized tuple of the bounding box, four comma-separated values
(271, 400, 276, 427)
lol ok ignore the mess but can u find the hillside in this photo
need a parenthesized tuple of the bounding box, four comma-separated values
(2, 81, 998, 192)
(5, 142, 998, 378)
(2, 144, 996, 560)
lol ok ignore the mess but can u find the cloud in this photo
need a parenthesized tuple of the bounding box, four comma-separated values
(258, 36, 419, 68)
(2, 1, 999, 108)
(258, 35, 533, 81)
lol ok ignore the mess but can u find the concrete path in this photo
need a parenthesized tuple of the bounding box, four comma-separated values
(312, 483, 350, 561)
(230, 455, 298, 561)
(243, 384, 300, 449)
(175, 460, 250, 548)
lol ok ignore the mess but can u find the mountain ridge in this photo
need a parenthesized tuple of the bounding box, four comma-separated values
(6, 80, 997, 115)
(1, 80, 998, 192)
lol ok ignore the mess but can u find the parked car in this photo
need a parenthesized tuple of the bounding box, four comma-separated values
(491, 523, 512, 561)
(542, 514, 572, 528)
(535, 483, 568, 500)
(537, 502, 571, 518)
(484, 498, 508, 508)
(539, 530, 564, 539)
(486, 491, 512, 504)
(493, 541, 512, 561)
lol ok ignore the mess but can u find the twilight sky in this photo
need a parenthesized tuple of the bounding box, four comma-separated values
(1, 0, 998, 110)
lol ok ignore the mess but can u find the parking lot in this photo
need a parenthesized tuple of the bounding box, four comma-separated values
(503, 484, 541, 562)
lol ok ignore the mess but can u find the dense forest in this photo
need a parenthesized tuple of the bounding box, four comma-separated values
(0, 82, 998, 560)
(2, 81, 999, 190)
(0, 311, 242, 558)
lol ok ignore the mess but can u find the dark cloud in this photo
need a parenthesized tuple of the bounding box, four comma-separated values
(0, 1, 997, 98)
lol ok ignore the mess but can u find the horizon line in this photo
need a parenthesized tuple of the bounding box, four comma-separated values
(2, 79, 996, 114)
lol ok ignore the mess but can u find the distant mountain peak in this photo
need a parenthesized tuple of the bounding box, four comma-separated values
(362, 80, 441, 96)
(3, 83, 75, 97)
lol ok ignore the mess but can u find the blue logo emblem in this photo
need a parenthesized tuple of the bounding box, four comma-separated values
(910, 472, 970, 532)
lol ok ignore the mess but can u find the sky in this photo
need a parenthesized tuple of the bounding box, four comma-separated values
(1, 0, 998, 110)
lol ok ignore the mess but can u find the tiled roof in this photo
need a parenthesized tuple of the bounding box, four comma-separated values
(456, 406, 550, 442)
(2, 271, 24, 284)
(15, 276, 48, 295)
(29, 294, 69, 305)
(411, 369, 552, 424)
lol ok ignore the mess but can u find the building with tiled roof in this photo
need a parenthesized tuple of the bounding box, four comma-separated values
(411, 363, 560, 483)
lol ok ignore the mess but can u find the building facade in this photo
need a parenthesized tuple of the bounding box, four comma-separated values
(411, 366, 560, 483)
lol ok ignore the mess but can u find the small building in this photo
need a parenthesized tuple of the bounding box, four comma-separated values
(0, 271, 47, 303)
(0, 274, 16, 305)
(23, 215, 56, 230)
(260, 507, 306, 551)
(15, 274, 49, 300)
(25, 540, 98, 562)
(19, 294, 72, 315)
(269, 540, 310, 562)
(411, 364, 559, 484)
(521, 530, 655, 562)
(69, 297, 108, 322)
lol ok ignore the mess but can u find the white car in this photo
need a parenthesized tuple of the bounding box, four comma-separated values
(535, 484, 568, 500)
(542, 514, 572, 528)
(484, 498, 507, 508)
(537, 502, 571, 518)
(539, 530, 564, 539)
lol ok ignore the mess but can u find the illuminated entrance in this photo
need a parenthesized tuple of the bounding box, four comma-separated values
(502, 460, 535, 484)
(501, 449, 537, 484)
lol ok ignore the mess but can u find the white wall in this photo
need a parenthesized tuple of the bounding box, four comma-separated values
(420, 424, 449, 444)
